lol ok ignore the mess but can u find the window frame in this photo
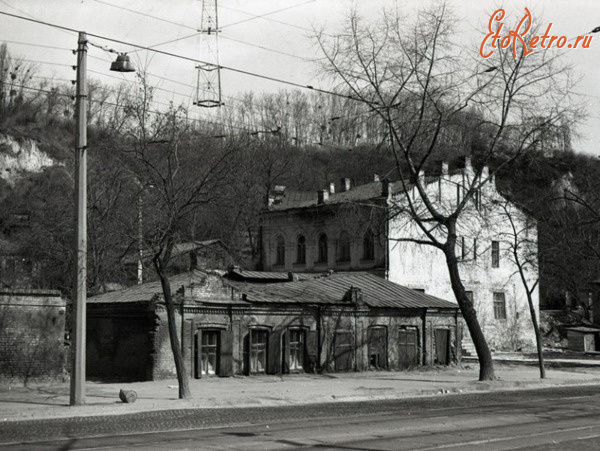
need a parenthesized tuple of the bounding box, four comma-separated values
(491, 240, 500, 268)
(275, 235, 285, 266)
(296, 235, 306, 264)
(317, 233, 328, 263)
(493, 292, 507, 320)
(338, 230, 351, 263)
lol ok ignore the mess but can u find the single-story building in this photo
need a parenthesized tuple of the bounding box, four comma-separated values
(565, 325, 600, 353)
(87, 269, 462, 381)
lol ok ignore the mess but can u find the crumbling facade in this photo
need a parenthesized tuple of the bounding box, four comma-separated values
(87, 269, 461, 381)
(260, 159, 539, 351)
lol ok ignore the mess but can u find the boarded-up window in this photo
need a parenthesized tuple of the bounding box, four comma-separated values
(493, 292, 507, 320)
(219, 329, 233, 377)
(367, 326, 387, 369)
(398, 328, 418, 369)
(334, 331, 353, 371)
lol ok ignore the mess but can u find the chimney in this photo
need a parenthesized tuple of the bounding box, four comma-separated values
(464, 156, 472, 171)
(272, 185, 286, 205)
(329, 182, 335, 194)
(340, 177, 351, 192)
(373, 174, 380, 182)
(288, 271, 299, 281)
(441, 162, 449, 175)
(317, 189, 329, 204)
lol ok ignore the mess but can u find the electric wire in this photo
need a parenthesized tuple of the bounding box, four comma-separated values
(0, 10, 376, 106)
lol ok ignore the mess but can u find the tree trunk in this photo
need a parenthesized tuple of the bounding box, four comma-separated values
(528, 294, 546, 379)
(444, 242, 495, 381)
(154, 256, 191, 399)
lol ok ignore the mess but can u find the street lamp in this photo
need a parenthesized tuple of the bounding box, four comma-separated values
(70, 32, 135, 406)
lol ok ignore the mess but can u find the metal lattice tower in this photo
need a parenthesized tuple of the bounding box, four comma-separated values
(195, 0, 223, 108)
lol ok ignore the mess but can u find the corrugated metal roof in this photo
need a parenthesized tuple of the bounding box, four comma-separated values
(122, 240, 229, 265)
(268, 181, 407, 211)
(88, 270, 209, 304)
(228, 269, 315, 282)
(225, 272, 458, 310)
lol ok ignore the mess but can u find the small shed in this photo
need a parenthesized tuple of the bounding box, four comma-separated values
(565, 326, 600, 352)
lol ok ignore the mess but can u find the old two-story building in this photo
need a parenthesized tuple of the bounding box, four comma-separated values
(86, 268, 461, 381)
(260, 158, 539, 351)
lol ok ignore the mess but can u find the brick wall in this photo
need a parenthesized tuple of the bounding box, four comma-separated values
(0, 289, 66, 382)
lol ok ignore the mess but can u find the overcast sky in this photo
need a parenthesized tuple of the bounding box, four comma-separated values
(1, 0, 600, 154)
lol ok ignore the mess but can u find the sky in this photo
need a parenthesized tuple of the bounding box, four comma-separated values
(1, 0, 600, 154)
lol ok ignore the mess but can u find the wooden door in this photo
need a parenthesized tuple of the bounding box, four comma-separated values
(367, 327, 387, 369)
(398, 328, 418, 369)
(334, 331, 353, 372)
(434, 329, 450, 365)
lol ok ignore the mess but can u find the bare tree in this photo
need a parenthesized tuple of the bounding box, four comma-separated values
(317, 3, 577, 380)
(494, 198, 544, 377)
(123, 74, 241, 398)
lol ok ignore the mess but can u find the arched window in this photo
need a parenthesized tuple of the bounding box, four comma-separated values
(317, 233, 328, 263)
(296, 235, 306, 264)
(275, 235, 285, 266)
(338, 231, 351, 262)
(363, 230, 374, 260)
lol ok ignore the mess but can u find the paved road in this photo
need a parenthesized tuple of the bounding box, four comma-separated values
(3, 385, 600, 450)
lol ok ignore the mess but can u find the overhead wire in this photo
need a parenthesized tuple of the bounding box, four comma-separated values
(0, 10, 378, 106)
(87, 0, 315, 62)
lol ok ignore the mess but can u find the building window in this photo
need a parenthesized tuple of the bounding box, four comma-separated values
(250, 329, 268, 373)
(456, 236, 465, 261)
(317, 233, 328, 263)
(288, 328, 305, 371)
(275, 235, 285, 266)
(456, 184, 461, 206)
(363, 230, 374, 260)
(473, 238, 477, 261)
(200, 330, 219, 376)
(296, 235, 306, 264)
(493, 292, 507, 320)
(465, 290, 474, 303)
(491, 240, 500, 268)
(338, 231, 351, 262)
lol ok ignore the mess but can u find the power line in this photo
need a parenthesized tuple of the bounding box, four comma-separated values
(88, 0, 315, 62)
(0, 39, 72, 52)
(219, 2, 329, 35)
(0, 9, 376, 105)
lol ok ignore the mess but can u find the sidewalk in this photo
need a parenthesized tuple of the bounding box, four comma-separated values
(1, 362, 600, 423)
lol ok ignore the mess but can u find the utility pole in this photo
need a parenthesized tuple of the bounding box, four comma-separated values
(70, 31, 87, 406)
